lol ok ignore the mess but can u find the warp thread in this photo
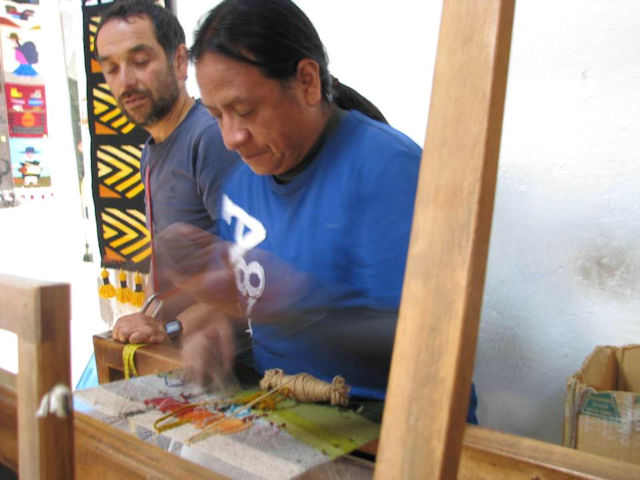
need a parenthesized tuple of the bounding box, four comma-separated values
(36, 384, 71, 418)
(259, 368, 350, 406)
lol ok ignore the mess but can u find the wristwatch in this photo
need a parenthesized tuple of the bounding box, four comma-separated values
(164, 319, 183, 340)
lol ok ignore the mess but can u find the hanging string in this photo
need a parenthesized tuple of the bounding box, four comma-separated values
(130, 272, 146, 308)
(260, 369, 350, 406)
(116, 269, 132, 304)
(122, 343, 146, 379)
(98, 268, 116, 299)
(187, 386, 282, 444)
(153, 400, 228, 433)
(234, 389, 289, 411)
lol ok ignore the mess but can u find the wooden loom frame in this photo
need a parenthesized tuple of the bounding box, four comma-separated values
(0, 275, 74, 479)
(2, 0, 640, 478)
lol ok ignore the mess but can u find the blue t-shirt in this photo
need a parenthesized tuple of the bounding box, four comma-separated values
(220, 110, 421, 399)
(141, 101, 239, 292)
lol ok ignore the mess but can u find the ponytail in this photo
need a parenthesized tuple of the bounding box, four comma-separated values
(331, 77, 387, 124)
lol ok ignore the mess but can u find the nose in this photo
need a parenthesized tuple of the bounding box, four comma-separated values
(220, 118, 250, 152)
(119, 64, 137, 91)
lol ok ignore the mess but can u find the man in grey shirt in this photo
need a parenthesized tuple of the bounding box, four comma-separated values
(95, 0, 239, 343)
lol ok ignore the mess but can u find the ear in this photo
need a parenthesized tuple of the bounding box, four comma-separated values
(172, 44, 189, 82)
(296, 59, 323, 107)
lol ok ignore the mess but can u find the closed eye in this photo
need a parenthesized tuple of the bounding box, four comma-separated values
(208, 108, 222, 120)
(133, 56, 150, 67)
(237, 109, 254, 118)
(101, 63, 118, 75)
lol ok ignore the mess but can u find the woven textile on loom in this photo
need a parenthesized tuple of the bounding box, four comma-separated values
(74, 371, 380, 479)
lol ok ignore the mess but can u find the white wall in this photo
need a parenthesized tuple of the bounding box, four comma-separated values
(179, 0, 640, 445)
(477, 0, 640, 443)
(0, 0, 103, 386)
(178, 0, 441, 145)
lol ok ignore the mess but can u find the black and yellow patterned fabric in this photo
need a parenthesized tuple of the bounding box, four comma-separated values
(82, 1, 172, 270)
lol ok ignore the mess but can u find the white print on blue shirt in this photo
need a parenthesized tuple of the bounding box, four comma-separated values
(222, 194, 266, 321)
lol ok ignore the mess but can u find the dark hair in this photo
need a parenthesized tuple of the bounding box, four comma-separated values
(190, 0, 387, 123)
(95, 0, 185, 60)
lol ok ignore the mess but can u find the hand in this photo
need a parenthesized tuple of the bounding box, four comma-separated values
(179, 307, 236, 389)
(155, 223, 240, 316)
(156, 222, 312, 318)
(112, 312, 168, 344)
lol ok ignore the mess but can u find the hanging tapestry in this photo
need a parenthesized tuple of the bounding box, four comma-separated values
(0, 0, 52, 204)
(83, 1, 160, 271)
(82, 0, 173, 270)
(4, 83, 46, 137)
(9, 136, 49, 188)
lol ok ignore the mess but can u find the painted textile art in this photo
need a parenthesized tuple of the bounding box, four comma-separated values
(74, 371, 380, 479)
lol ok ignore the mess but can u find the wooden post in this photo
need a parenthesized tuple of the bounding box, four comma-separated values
(0, 274, 74, 480)
(375, 1, 515, 478)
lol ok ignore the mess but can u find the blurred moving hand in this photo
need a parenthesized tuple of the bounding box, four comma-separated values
(178, 302, 237, 390)
(156, 222, 312, 319)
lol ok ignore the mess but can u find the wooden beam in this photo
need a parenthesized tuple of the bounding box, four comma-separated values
(375, 1, 515, 478)
(460, 426, 640, 480)
(0, 274, 74, 479)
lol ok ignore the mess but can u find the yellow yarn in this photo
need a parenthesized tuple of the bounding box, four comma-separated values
(130, 272, 146, 308)
(122, 343, 146, 379)
(98, 268, 116, 299)
(116, 269, 132, 304)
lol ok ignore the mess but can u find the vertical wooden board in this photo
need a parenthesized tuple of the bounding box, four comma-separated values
(7, 277, 73, 480)
(0, 274, 41, 339)
(375, 1, 515, 479)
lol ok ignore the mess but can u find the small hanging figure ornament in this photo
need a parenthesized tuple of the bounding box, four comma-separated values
(116, 269, 132, 304)
(98, 268, 116, 299)
(130, 272, 146, 308)
(259, 368, 350, 406)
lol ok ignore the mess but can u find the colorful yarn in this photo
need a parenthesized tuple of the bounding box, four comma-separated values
(98, 268, 116, 299)
(116, 269, 132, 304)
(122, 343, 146, 379)
(130, 272, 145, 307)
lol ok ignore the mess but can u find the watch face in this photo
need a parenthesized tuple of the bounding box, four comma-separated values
(165, 320, 182, 338)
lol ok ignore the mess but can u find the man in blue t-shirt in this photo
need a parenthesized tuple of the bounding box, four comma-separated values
(95, 1, 238, 344)
(172, 0, 477, 423)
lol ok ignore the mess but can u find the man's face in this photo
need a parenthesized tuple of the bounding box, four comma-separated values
(196, 51, 318, 176)
(96, 16, 179, 127)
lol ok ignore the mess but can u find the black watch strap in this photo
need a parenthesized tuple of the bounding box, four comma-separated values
(164, 319, 183, 340)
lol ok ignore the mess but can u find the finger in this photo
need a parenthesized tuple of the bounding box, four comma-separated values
(128, 331, 148, 344)
(129, 327, 164, 344)
(113, 327, 128, 343)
